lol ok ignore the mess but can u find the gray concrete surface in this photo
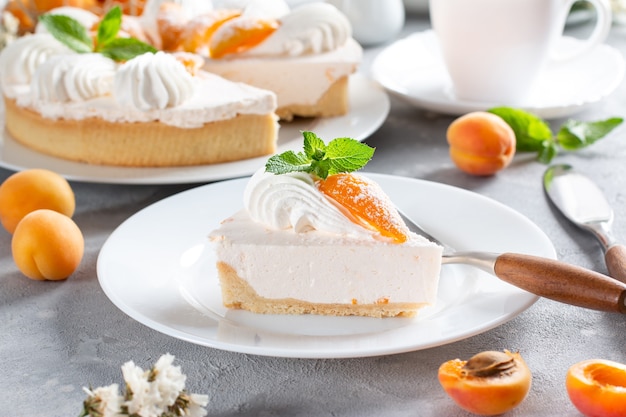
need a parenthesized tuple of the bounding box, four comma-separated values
(2, 15, 626, 417)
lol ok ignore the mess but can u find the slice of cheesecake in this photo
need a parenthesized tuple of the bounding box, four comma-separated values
(158, 1, 362, 120)
(210, 136, 442, 318)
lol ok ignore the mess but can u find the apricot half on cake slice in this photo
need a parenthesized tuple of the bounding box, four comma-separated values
(181, 10, 241, 53)
(157, 2, 189, 51)
(209, 16, 278, 58)
(317, 173, 410, 243)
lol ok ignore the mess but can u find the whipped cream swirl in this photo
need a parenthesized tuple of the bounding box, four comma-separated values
(114, 51, 194, 110)
(244, 170, 376, 238)
(0, 34, 72, 92)
(31, 53, 117, 102)
(242, 3, 352, 57)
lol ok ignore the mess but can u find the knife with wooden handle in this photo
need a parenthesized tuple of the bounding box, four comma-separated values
(544, 164, 626, 284)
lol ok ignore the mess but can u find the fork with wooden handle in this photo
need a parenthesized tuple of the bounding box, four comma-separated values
(399, 211, 626, 314)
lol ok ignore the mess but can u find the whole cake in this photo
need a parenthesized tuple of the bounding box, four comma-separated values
(0, 8, 278, 167)
(210, 133, 443, 318)
(158, 0, 362, 120)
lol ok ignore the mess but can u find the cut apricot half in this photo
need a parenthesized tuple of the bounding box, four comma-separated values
(438, 350, 532, 416)
(209, 16, 278, 58)
(317, 173, 409, 243)
(181, 10, 241, 54)
(566, 359, 626, 417)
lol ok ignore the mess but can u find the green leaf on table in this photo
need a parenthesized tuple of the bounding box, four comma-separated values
(96, 6, 122, 47)
(38, 14, 93, 53)
(556, 117, 623, 150)
(537, 140, 559, 164)
(266, 131, 374, 179)
(487, 106, 623, 164)
(488, 106, 553, 152)
(98, 37, 157, 61)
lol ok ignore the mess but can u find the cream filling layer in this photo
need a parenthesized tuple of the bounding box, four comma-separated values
(211, 210, 443, 305)
(7, 70, 277, 129)
(202, 38, 362, 108)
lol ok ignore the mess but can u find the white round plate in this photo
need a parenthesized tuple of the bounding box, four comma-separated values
(371, 30, 625, 119)
(0, 74, 388, 184)
(97, 174, 553, 359)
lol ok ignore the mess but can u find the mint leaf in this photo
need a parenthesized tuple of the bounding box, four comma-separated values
(302, 131, 326, 161)
(556, 117, 623, 150)
(97, 6, 122, 48)
(326, 137, 375, 175)
(39, 14, 93, 53)
(265, 131, 374, 179)
(99, 38, 157, 61)
(40, 9, 157, 62)
(537, 140, 559, 164)
(487, 107, 623, 164)
(488, 107, 553, 152)
(265, 151, 311, 174)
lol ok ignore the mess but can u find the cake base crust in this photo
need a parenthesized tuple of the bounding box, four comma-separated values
(4, 97, 278, 167)
(217, 262, 424, 318)
(276, 76, 349, 121)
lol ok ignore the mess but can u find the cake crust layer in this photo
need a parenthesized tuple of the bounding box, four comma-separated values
(217, 262, 425, 318)
(276, 76, 349, 121)
(4, 97, 278, 167)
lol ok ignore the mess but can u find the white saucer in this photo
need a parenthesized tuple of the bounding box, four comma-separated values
(371, 30, 625, 119)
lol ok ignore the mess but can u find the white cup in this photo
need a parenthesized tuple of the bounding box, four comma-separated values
(327, 0, 405, 46)
(429, 0, 613, 104)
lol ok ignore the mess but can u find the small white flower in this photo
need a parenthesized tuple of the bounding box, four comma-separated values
(121, 361, 153, 416)
(82, 354, 208, 417)
(82, 384, 123, 417)
(151, 353, 187, 410)
(186, 393, 209, 417)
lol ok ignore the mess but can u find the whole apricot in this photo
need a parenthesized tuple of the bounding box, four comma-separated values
(0, 169, 75, 234)
(566, 359, 626, 417)
(12, 209, 84, 281)
(438, 350, 532, 416)
(447, 111, 516, 176)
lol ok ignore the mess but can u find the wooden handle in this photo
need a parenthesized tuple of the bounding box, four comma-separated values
(605, 244, 626, 284)
(494, 253, 626, 313)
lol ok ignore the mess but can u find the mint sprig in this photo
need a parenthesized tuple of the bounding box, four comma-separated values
(96, 5, 122, 46)
(488, 107, 623, 164)
(99, 38, 157, 61)
(39, 6, 157, 61)
(39, 14, 93, 53)
(265, 131, 375, 179)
